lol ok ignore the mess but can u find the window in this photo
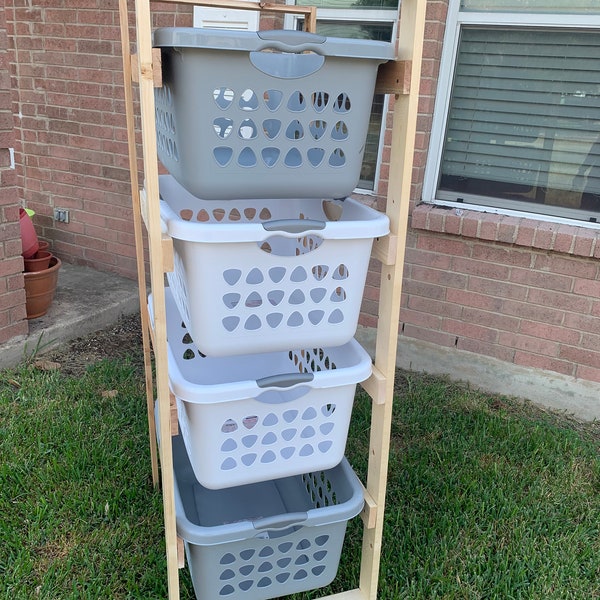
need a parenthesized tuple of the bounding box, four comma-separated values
(286, 0, 400, 192)
(424, 1, 600, 224)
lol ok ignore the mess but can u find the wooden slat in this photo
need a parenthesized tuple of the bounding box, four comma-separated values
(360, 488, 378, 530)
(139, 188, 174, 272)
(360, 366, 387, 406)
(169, 393, 180, 436)
(177, 537, 185, 569)
(371, 234, 398, 266)
(131, 49, 162, 86)
(375, 59, 412, 95)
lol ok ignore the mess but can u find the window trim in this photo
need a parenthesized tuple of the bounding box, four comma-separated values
(423, 1, 600, 227)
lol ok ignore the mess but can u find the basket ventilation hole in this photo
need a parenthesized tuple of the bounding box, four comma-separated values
(285, 120, 304, 140)
(263, 118, 281, 139)
(312, 265, 329, 281)
(181, 332, 193, 344)
(220, 457, 236, 470)
(278, 542, 293, 553)
(240, 549, 256, 560)
(320, 422, 335, 435)
(269, 266, 286, 283)
(239, 564, 254, 575)
(319, 440, 333, 453)
(329, 148, 346, 167)
(241, 453, 257, 466)
(294, 569, 308, 580)
(244, 315, 261, 330)
(213, 87, 234, 109)
(266, 313, 283, 328)
(281, 447, 294, 459)
(330, 287, 347, 302)
(332, 120, 349, 141)
(302, 407, 317, 420)
(220, 553, 236, 565)
(263, 413, 278, 426)
(221, 419, 238, 434)
(333, 264, 349, 280)
(322, 403, 336, 416)
(221, 439, 237, 452)
(277, 557, 292, 568)
(307, 309, 323, 325)
(262, 432, 277, 445)
(299, 444, 314, 457)
(290, 266, 307, 282)
(287, 91, 306, 112)
(242, 434, 257, 448)
(214, 146, 233, 167)
(246, 268, 264, 284)
(196, 209, 210, 222)
(262, 147, 280, 167)
(238, 118, 257, 140)
(295, 554, 310, 565)
(223, 269, 241, 285)
(312, 565, 327, 576)
(301, 426, 315, 439)
(245, 292, 262, 308)
(261, 451, 276, 463)
(222, 316, 240, 332)
(243, 415, 258, 429)
(264, 89, 283, 111)
(267, 290, 284, 306)
(244, 207, 257, 220)
(260, 207, 272, 220)
(289, 289, 305, 305)
(284, 148, 302, 168)
(309, 120, 327, 140)
(213, 117, 233, 139)
(239, 89, 259, 111)
(283, 410, 298, 423)
(315, 535, 330, 546)
(220, 569, 235, 580)
(218, 584, 235, 596)
(258, 561, 273, 572)
(307, 148, 325, 167)
(239, 581, 253, 591)
(222, 293, 240, 309)
(182, 348, 195, 360)
(238, 147, 257, 167)
(333, 93, 351, 113)
(229, 208, 241, 221)
(282, 428, 297, 441)
(310, 288, 327, 303)
(257, 577, 272, 588)
(276, 573, 290, 583)
(287, 311, 304, 327)
(328, 309, 344, 324)
(312, 91, 329, 112)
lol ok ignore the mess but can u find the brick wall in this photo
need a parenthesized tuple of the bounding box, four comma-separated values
(6, 0, 193, 280)
(0, 2, 27, 345)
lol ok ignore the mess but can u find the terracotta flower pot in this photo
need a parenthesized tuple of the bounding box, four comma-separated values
(19, 207, 39, 258)
(38, 240, 50, 253)
(24, 256, 61, 319)
(23, 250, 53, 272)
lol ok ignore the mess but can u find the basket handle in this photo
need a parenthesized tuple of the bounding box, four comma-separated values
(256, 372, 314, 389)
(262, 219, 325, 235)
(252, 512, 308, 531)
(256, 30, 326, 54)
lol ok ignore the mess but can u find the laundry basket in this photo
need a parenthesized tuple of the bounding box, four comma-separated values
(153, 27, 395, 200)
(150, 288, 371, 489)
(159, 175, 389, 357)
(171, 434, 364, 600)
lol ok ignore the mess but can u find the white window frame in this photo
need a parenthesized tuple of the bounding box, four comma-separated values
(423, 1, 600, 228)
(284, 2, 400, 195)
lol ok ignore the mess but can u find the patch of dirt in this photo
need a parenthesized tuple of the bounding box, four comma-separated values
(44, 312, 145, 377)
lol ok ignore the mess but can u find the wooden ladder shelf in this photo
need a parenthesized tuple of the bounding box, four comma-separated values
(118, 0, 426, 597)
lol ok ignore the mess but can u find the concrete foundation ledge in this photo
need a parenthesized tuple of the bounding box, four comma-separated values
(355, 325, 600, 422)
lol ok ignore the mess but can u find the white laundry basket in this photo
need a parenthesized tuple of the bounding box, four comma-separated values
(159, 174, 389, 357)
(150, 288, 371, 490)
(153, 27, 395, 200)
(171, 434, 364, 600)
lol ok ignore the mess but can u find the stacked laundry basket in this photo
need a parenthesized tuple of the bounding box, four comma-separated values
(151, 26, 395, 600)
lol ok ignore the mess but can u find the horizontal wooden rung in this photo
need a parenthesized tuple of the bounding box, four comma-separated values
(372, 234, 397, 266)
(177, 536, 185, 569)
(360, 366, 387, 405)
(375, 59, 411, 95)
(139, 188, 174, 272)
(360, 488, 378, 530)
(131, 49, 162, 87)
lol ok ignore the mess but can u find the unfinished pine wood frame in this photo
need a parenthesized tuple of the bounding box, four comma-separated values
(118, 0, 426, 597)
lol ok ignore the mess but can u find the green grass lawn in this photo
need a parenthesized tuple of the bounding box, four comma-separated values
(1, 351, 598, 599)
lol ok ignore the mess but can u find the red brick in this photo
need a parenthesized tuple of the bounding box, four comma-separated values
(558, 345, 600, 370)
(513, 352, 575, 376)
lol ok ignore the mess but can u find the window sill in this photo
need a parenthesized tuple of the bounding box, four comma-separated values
(411, 203, 600, 259)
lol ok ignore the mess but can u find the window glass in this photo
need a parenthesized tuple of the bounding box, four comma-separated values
(438, 26, 600, 218)
(301, 0, 398, 8)
(461, 0, 600, 13)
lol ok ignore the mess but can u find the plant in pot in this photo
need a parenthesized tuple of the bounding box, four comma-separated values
(19, 208, 61, 319)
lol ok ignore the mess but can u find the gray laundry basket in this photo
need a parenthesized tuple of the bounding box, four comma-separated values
(172, 434, 364, 600)
(153, 28, 395, 200)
